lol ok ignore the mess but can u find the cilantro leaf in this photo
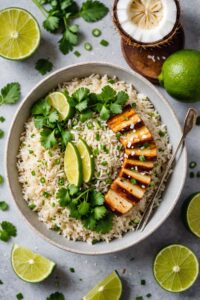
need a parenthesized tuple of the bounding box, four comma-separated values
(31, 99, 51, 116)
(94, 213, 113, 234)
(0, 201, 9, 211)
(91, 191, 104, 206)
(100, 105, 110, 120)
(35, 58, 53, 75)
(34, 116, 47, 129)
(94, 206, 107, 220)
(46, 291, 65, 300)
(72, 87, 90, 102)
(83, 216, 96, 230)
(0, 82, 21, 105)
(80, 0, 109, 22)
(98, 85, 116, 102)
(1, 221, 17, 237)
(56, 188, 71, 207)
(78, 201, 90, 216)
(59, 26, 79, 55)
(0, 230, 10, 242)
(75, 99, 88, 112)
(116, 91, 129, 105)
(61, 0, 74, 10)
(68, 184, 79, 196)
(79, 111, 93, 122)
(43, 16, 60, 32)
(40, 129, 57, 149)
(110, 103, 123, 114)
(48, 111, 59, 123)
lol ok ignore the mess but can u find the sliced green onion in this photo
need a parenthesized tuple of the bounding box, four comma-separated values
(74, 51, 81, 57)
(58, 177, 64, 186)
(31, 171, 36, 176)
(131, 179, 137, 185)
(84, 42, 93, 51)
(28, 203, 36, 210)
(40, 177, 46, 184)
(100, 39, 109, 47)
(189, 161, 197, 169)
(43, 191, 50, 198)
(92, 28, 102, 37)
(55, 158, 60, 165)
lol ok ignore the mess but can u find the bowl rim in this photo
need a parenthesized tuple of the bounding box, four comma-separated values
(5, 61, 187, 255)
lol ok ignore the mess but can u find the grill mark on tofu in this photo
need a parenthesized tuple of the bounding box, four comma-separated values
(123, 158, 154, 170)
(105, 190, 133, 214)
(125, 145, 157, 158)
(111, 181, 139, 203)
(120, 168, 151, 185)
(114, 177, 145, 199)
(120, 126, 152, 147)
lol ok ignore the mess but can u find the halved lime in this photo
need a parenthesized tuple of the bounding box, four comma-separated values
(48, 92, 74, 121)
(64, 142, 83, 186)
(76, 138, 94, 183)
(0, 8, 40, 60)
(186, 193, 200, 238)
(11, 244, 55, 283)
(154, 244, 199, 292)
(83, 271, 122, 300)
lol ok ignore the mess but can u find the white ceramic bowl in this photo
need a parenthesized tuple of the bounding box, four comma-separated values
(6, 62, 187, 255)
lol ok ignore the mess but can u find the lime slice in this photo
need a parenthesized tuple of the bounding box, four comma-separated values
(186, 193, 200, 238)
(83, 271, 122, 300)
(0, 8, 40, 60)
(64, 142, 83, 186)
(76, 138, 94, 183)
(48, 92, 74, 121)
(154, 244, 199, 292)
(11, 244, 55, 283)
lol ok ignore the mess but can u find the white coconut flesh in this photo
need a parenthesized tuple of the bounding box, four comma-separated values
(116, 0, 178, 43)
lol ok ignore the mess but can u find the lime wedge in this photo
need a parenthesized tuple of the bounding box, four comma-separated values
(0, 8, 40, 60)
(11, 244, 55, 283)
(154, 244, 199, 292)
(48, 92, 74, 121)
(76, 139, 94, 183)
(186, 193, 200, 238)
(83, 271, 122, 300)
(64, 142, 83, 186)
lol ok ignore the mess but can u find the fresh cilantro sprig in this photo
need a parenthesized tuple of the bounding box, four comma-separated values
(35, 58, 53, 75)
(0, 83, 21, 106)
(56, 186, 113, 233)
(0, 221, 17, 242)
(32, 0, 108, 54)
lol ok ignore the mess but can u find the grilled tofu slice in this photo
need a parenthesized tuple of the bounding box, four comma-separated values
(107, 107, 136, 129)
(120, 168, 151, 185)
(124, 158, 154, 170)
(113, 177, 145, 199)
(125, 144, 157, 158)
(120, 126, 152, 147)
(105, 190, 133, 214)
(108, 114, 141, 133)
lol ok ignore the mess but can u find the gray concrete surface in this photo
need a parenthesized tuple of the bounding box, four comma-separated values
(0, 1, 200, 299)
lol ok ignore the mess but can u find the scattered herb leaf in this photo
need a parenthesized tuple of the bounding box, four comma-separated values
(35, 58, 53, 75)
(69, 267, 75, 273)
(100, 39, 109, 46)
(0, 201, 9, 211)
(46, 291, 65, 300)
(0, 82, 21, 105)
(80, 0, 108, 22)
(16, 293, 24, 300)
(0, 116, 5, 122)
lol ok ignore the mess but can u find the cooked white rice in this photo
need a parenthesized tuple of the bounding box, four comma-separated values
(17, 74, 171, 244)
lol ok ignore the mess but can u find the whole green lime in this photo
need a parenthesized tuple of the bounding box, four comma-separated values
(159, 49, 200, 102)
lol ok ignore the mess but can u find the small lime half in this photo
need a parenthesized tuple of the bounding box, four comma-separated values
(154, 244, 199, 292)
(11, 244, 55, 283)
(83, 271, 122, 300)
(186, 193, 200, 238)
(0, 8, 40, 60)
(48, 92, 74, 121)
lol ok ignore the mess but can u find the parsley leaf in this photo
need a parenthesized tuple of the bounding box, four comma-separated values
(35, 58, 53, 75)
(0, 82, 21, 105)
(46, 291, 65, 300)
(43, 16, 60, 32)
(0, 201, 9, 211)
(80, 0, 109, 22)
(1, 221, 17, 237)
(40, 129, 57, 149)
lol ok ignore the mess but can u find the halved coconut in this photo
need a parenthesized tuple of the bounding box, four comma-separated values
(113, 0, 181, 48)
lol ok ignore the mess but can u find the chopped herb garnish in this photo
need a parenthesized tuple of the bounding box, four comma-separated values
(0, 221, 17, 242)
(0, 201, 9, 211)
(139, 155, 146, 162)
(69, 267, 75, 273)
(58, 177, 65, 186)
(93, 148, 99, 156)
(146, 294, 152, 298)
(96, 133, 100, 141)
(0, 129, 4, 139)
(92, 28, 102, 37)
(84, 42, 93, 51)
(158, 130, 165, 137)
(35, 58, 53, 75)
(0, 82, 21, 106)
(108, 79, 115, 84)
(0, 175, 4, 185)
(101, 161, 107, 166)
(28, 203, 36, 210)
(31, 171, 36, 176)
(116, 132, 122, 139)
(189, 161, 197, 169)
(43, 192, 50, 198)
(190, 172, 195, 178)
(0, 116, 5, 122)
(196, 116, 200, 126)
(16, 292, 24, 300)
(80, 1, 109, 22)
(40, 177, 46, 184)
(131, 102, 137, 108)
(74, 50, 81, 57)
(87, 122, 94, 129)
(100, 39, 109, 47)
(135, 297, 143, 300)
(131, 179, 137, 185)
(141, 279, 146, 285)
(46, 291, 65, 300)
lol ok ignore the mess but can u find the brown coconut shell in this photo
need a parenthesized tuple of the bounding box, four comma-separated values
(113, 0, 181, 49)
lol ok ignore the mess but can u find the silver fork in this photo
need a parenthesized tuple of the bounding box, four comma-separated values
(136, 108, 198, 232)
